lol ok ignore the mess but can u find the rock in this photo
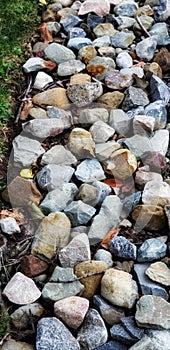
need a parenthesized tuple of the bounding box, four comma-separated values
(93, 35, 111, 48)
(33, 72, 53, 90)
(109, 236, 137, 260)
(115, 16, 136, 30)
(78, 45, 97, 64)
(2, 272, 41, 305)
(110, 323, 137, 346)
(136, 36, 157, 61)
(44, 43, 75, 64)
(46, 106, 72, 119)
(114, 2, 138, 16)
(67, 37, 92, 50)
(88, 195, 123, 244)
(150, 75, 170, 105)
(132, 204, 167, 231)
(128, 336, 154, 350)
(64, 200, 96, 226)
(0, 217, 20, 235)
(101, 268, 138, 308)
(149, 129, 169, 156)
(70, 73, 92, 84)
(122, 192, 141, 216)
(7, 176, 43, 207)
(145, 262, 170, 287)
(93, 23, 117, 37)
(75, 158, 105, 183)
(142, 152, 167, 172)
(0, 340, 35, 350)
(121, 316, 145, 341)
(110, 32, 135, 49)
(57, 7, 77, 19)
(109, 109, 132, 136)
(79, 108, 109, 126)
(135, 295, 170, 330)
(54, 296, 89, 329)
(142, 180, 170, 207)
(57, 59, 85, 76)
(42, 267, 84, 302)
(11, 303, 44, 329)
(133, 114, 155, 135)
(122, 86, 149, 111)
(87, 13, 103, 28)
(94, 250, 113, 268)
(29, 107, 48, 119)
(134, 263, 168, 300)
(66, 81, 103, 106)
(36, 317, 80, 350)
(46, 21, 61, 35)
(135, 169, 163, 189)
(69, 27, 86, 38)
(105, 69, 133, 91)
(12, 135, 45, 167)
(60, 14, 82, 32)
(95, 141, 120, 162)
(90, 121, 115, 143)
(149, 22, 170, 46)
(31, 212, 71, 260)
(33, 41, 48, 54)
(77, 308, 108, 349)
(68, 128, 95, 159)
(133, 15, 154, 32)
(36, 164, 74, 191)
(116, 52, 133, 69)
(97, 91, 124, 108)
(78, 0, 110, 16)
(144, 61, 162, 79)
(20, 255, 48, 277)
(93, 295, 125, 325)
(32, 88, 70, 109)
(145, 329, 170, 350)
(165, 205, 170, 229)
(23, 57, 56, 73)
(95, 341, 129, 350)
(103, 149, 137, 180)
(137, 238, 167, 262)
(41, 145, 77, 166)
(122, 135, 152, 159)
(77, 183, 98, 206)
(59, 233, 91, 267)
(98, 46, 116, 58)
(145, 100, 167, 130)
(91, 180, 111, 205)
(87, 56, 115, 81)
(153, 47, 170, 73)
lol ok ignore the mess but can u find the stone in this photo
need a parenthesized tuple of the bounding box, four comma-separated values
(129, 336, 154, 350)
(77, 183, 98, 206)
(93, 36, 111, 48)
(41, 145, 77, 166)
(23, 57, 56, 73)
(145, 262, 170, 287)
(11, 303, 44, 329)
(2, 272, 41, 305)
(70, 73, 92, 84)
(93, 23, 117, 37)
(115, 16, 136, 30)
(75, 158, 105, 183)
(149, 22, 170, 46)
(46, 106, 72, 119)
(97, 91, 124, 109)
(57, 8, 77, 19)
(59, 233, 91, 267)
(101, 268, 138, 309)
(33, 72, 53, 90)
(142, 180, 170, 207)
(36, 164, 74, 191)
(60, 14, 82, 32)
(153, 47, 170, 73)
(137, 238, 167, 263)
(144, 62, 162, 79)
(122, 86, 149, 111)
(95, 141, 121, 162)
(134, 263, 168, 300)
(91, 180, 111, 205)
(78, 0, 110, 16)
(145, 329, 170, 350)
(132, 205, 167, 232)
(36, 317, 80, 350)
(109, 236, 137, 260)
(90, 121, 115, 143)
(68, 128, 95, 159)
(165, 205, 170, 229)
(105, 69, 133, 90)
(44, 43, 75, 64)
(109, 109, 132, 136)
(78, 45, 97, 64)
(110, 32, 135, 49)
(93, 295, 125, 325)
(67, 37, 92, 50)
(136, 36, 157, 61)
(135, 295, 170, 330)
(29, 107, 48, 119)
(122, 192, 141, 216)
(87, 56, 115, 81)
(64, 200, 96, 226)
(133, 115, 155, 135)
(0, 340, 35, 350)
(94, 250, 113, 268)
(116, 52, 133, 69)
(150, 75, 170, 105)
(54, 296, 89, 329)
(88, 195, 123, 245)
(69, 27, 86, 39)
(149, 129, 169, 156)
(98, 46, 116, 58)
(110, 323, 137, 345)
(12, 135, 45, 167)
(133, 15, 154, 32)
(95, 341, 129, 350)
(103, 149, 137, 180)
(121, 316, 145, 341)
(32, 41, 48, 54)
(0, 217, 20, 235)
(57, 59, 85, 76)
(135, 169, 163, 189)
(66, 81, 103, 107)
(114, 2, 138, 16)
(77, 308, 108, 349)
(145, 100, 167, 130)
(32, 88, 70, 109)
(20, 255, 48, 277)
(87, 13, 103, 28)
(31, 212, 71, 260)
(7, 176, 43, 207)
(79, 108, 109, 126)
(46, 21, 61, 35)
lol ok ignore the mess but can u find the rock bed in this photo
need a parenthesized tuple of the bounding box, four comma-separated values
(0, 0, 170, 349)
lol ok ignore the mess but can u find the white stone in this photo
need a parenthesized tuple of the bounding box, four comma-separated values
(33, 72, 53, 90)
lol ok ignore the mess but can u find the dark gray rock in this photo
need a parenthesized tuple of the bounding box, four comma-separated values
(109, 236, 137, 260)
(95, 340, 129, 350)
(145, 100, 167, 130)
(60, 14, 82, 32)
(110, 323, 137, 346)
(36, 317, 80, 350)
(36, 164, 74, 191)
(150, 75, 170, 105)
(87, 14, 103, 28)
(93, 295, 125, 326)
(121, 316, 145, 341)
(122, 87, 149, 111)
(64, 200, 96, 226)
(137, 238, 167, 262)
(46, 22, 61, 35)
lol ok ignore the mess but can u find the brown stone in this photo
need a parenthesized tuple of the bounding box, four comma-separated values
(42, 9, 56, 22)
(104, 149, 137, 180)
(78, 46, 97, 64)
(97, 91, 124, 109)
(144, 62, 162, 79)
(135, 5, 154, 16)
(20, 255, 48, 277)
(153, 48, 170, 73)
(57, 8, 77, 19)
(7, 176, 43, 207)
(132, 205, 167, 231)
(32, 88, 70, 108)
(70, 73, 91, 85)
(143, 152, 167, 172)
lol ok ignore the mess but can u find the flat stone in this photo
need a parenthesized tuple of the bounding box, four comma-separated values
(110, 323, 137, 346)
(145, 262, 170, 287)
(110, 32, 135, 49)
(59, 233, 91, 267)
(77, 308, 108, 349)
(33, 72, 53, 90)
(60, 14, 82, 32)
(64, 200, 96, 226)
(57, 59, 85, 76)
(87, 56, 115, 81)
(41, 145, 77, 166)
(116, 52, 133, 69)
(137, 238, 167, 262)
(103, 148, 137, 180)
(105, 69, 133, 90)
(109, 236, 137, 260)
(75, 158, 105, 183)
(145, 100, 167, 130)
(36, 317, 80, 350)
(2, 272, 41, 305)
(23, 57, 56, 73)
(94, 250, 113, 268)
(150, 75, 170, 105)
(93, 23, 117, 37)
(101, 268, 138, 308)
(20, 255, 48, 277)
(90, 121, 115, 143)
(79, 108, 109, 126)
(136, 37, 157, 61)
(97, 91, 124, 108)
(142, 180, 170, 207)
(115, 16, 136, 30)
(67, 37, 92, 50)
(135, 295, 170, 329)
(32, 88, 70, 109)
(67, 81, 103, 107)
(109, 109, 132, 136)
(88, 195, 123, 245)
(128, 336, 154, 350)
(132, 205, 167, 232)
(114, 2, 138, 16)
(149, 22, 170, 46)
(122, 86, 149, 111)
(54, 296, 89, 329)
(134, 263, 168, 300)
(0, 217, 20, 235)
(78, 0, 110, 16)
(68, 128, 95, 159)
(29, 107, 48, 119)
(93, 295, 125, 325)
(31, 212, 71, 260)
(93, 35, 111, 48)
(145, 329, 170, 350)
(0, 340, 35, 350)
(7, 176, 43, 207)
(95, 141, 121, 162)
(78, 45, 97, 64)
(44, 43, 75, 64)
(121, 316, 145, 341)
(70, 73, 92, 84)
(12, 135, 45, 167)
(36, 164, 74, 191)
(11, 303, 44, 329)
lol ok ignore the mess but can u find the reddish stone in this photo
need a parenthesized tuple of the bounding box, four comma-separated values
(143, 152, 167, 172)
(20, 255, 48, 277)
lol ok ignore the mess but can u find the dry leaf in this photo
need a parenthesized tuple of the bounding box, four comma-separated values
(20, 168, 34, 179)
(38, 22, 53, 44)
(20, 98, 33, 121)
(101, 227, 119, 249)
(39, 0, 47, 4)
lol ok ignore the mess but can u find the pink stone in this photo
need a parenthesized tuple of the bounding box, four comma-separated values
(78, 0, 110, 16)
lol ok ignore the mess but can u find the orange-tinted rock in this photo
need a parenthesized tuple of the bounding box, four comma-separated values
(97, 91, 124, 108)
(78, 46, 97, 64)
(70, 73, 91, 85)
(20, 255, 48, 277)
(32, 88, 70, 109)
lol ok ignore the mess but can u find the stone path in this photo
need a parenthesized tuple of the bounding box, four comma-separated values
(0, 0, 170, 349)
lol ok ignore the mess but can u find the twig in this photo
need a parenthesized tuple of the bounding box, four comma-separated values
(136, 15, 151, 37)
(15, 75, 33, 124)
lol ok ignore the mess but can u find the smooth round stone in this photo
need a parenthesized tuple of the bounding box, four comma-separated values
(114, 2, 138, 17)
(57, 59, 85, 76)
(135, 36, 157, 61)
(145, 262, 170, 287)
(44, 43, 75, 64)
(87, 56, 115, 81)
(75, 158, 106, 182)
(69, 27, 86, 38)
(94, 249, 113, 267)
(149, 22, 170, 46)
(109, 236, 137, 260)
(68, 127, 95, 159)
(66, 81, 103, 107)
(23, 57, 55, 73)
(115, 15, 136, 30)
(78, 45, 97, 64)
(93, 35, 111, 47)
(145, 100, 167, 130)
(132, 205, 167, 232)
(33, 72, 53, 89)
(93, 23, 117, 37)
(29, 107, 48, 119)
(137, 238, 167, 262)
(11, 303, 44, 329)
(116, 52, 133, 68)
(67, 37, 92, 50)
(111, 32, 135, 49)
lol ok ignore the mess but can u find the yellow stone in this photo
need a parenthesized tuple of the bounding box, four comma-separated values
(97, 91, 124, 108)
(32, 88, 70, 108)
(104, 149, 137, 180)
(70, 73, 91, 85)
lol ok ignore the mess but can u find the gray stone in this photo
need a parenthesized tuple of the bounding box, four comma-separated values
(145, 329, 170, 350)
(122, 192, 142, 216)
(110, 323, 137, 346)
(135, 36, 157, 61)
(64, 200, 96, 226)
(134, 263, 168, 300)
(79, 108, 109, 126)
(116, 51, 133, 69)
(95, 141, 121, 162)
(127, 106, 145, 118)
(90, 121, 115, 143)
(46, 21, 61, 35)
(115, 16, 136, 30)
(36, 164, 74, 191)
(122, 86, 149, 111)
(87, 56, 115, 81)
(137, 238, 167, 262)
(33, 72, 53, 90)
(165, 205, 170, 230)
(91, 180, 111, 205)
(133, 15, 154, 32)
(93, 295, 125, 325)
(57, 59, 85, 76)
(29, 107, 48, 119)
(44, 43, 76, 64)
(75, 159, 106, 183)
(41, 145, 77, 166)
(93, 35, 111, 47)
(109, 109, 132, 137)
(22, 117, 72, 139)
(23, 57, 51, 73)
(88, 195, 123, 245)
(94, 249, 113, 268)
(121, 316, 145, 341)
(66, 82, 103, 107)
(135, 295, 170, 330)
(109, 236, 137, 260)
(76, 183, 98, 207)
(11, 303, 44, 329)
(150, 130, 169, 156)
(114, 2, 138, 16)
(46, 106, 72, 119)
(36, 317, 80, 350)
(67, 37, 92, 50)
(145, 100, 167, 130)
(77, 308, 108, 350)
(149, 22, 170, 46)
(12, 135, 45, 167)
(0, 217, 20, 235)
(150, 75, 170, 105)
(60, 14, 82, 32)
(128, 336, 154, 350)
(69, 27, 86, 39)
(142, 180, 170, 207)
(145, 261, 170, 287)
(110, 32, 135, 49)
(58, 233, 91, 267)
(120, 67, 144, 79)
